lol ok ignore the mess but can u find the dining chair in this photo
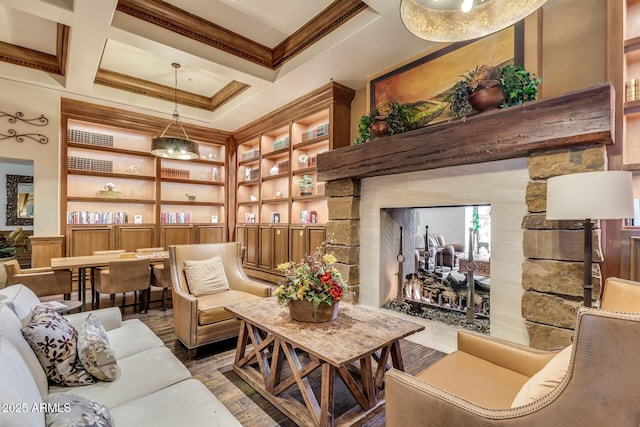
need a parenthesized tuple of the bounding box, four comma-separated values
(3, 259, 72, 299)
(90, 249, 126, 308)
(151, 258, 171, 311)
(94, 258, 151, 313)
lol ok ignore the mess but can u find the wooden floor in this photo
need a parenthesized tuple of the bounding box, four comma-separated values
(123, 306, 445, 426)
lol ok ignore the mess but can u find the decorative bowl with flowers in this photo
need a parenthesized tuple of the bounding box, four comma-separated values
(274, 243, 348, 322)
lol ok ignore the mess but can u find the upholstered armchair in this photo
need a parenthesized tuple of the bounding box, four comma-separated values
(385, 277, 640, 426)
(169, 242, 272, 358)
(428, 233, 464, 270)
(3, 259, 72, 299)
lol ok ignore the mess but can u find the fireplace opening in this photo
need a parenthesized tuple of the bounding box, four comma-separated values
(383, 205, 491, 334)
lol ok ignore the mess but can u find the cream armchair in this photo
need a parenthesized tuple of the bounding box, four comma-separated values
(169, 242, 272, 358)
(3, 259, 72, 299)
(385, 277, 640, 426)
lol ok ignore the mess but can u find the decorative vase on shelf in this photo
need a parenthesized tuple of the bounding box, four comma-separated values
(370, 116, 388, 138)
(468, 81, 506, 112)
(287, 299, 339, 323)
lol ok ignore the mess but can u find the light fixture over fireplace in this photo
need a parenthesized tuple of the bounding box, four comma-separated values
(150, 63, 199, 160)
(399, 0, 548, 42)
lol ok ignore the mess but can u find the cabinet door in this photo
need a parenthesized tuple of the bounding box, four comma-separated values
(272, 225, 288, 267)
(236, 225, 246, 263)
(196, 225, 224, 243)
(116, 225, 155, 252)
(259, 225, 272, 269)
(161, 225, 193, 248)
(66, 226, 112, 256)
(245, 225, 259, 267)
(307, 226, 326, 255)
(289, 226, 306, 263)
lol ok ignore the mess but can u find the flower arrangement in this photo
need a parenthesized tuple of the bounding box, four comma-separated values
(274, 243, 348, 308)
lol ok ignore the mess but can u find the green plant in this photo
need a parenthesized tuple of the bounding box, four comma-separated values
(354, 114, 372, 145)
(274, 242, 347, 308)
(0, 227, 25, 258)
(499, 64, 542, 107)
(354, 101, 420, 144)
(298, 174, 314, 191)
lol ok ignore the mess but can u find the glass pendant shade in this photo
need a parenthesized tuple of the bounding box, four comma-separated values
(150, 63, 198, 160)
(400, 0, 548, 43)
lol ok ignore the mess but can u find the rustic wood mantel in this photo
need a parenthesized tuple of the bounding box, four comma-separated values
(317, 82, 614, 182)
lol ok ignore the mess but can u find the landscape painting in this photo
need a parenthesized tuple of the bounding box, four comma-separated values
(370, 25, 522, 124)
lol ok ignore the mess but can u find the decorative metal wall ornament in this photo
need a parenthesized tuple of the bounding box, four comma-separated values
(0, 111, 49, 144)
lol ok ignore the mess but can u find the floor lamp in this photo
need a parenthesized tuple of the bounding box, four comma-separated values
(546, 171, 634, 307)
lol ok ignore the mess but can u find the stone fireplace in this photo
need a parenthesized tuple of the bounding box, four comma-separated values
(318, 83, 614, 349)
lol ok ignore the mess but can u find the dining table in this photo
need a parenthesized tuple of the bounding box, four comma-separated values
(50, 252, 168, 311)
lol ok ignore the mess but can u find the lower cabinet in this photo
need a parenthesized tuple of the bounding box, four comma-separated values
(116, 225, 155, 252)
(290, 225, 326, 263)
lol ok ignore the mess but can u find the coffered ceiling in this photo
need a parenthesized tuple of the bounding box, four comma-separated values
(0, 0, 435, 131)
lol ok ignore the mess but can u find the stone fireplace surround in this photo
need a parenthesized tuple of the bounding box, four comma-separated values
(318, 83, 614, 349)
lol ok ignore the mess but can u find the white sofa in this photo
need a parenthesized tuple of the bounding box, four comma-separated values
(0, 284, 241, 426)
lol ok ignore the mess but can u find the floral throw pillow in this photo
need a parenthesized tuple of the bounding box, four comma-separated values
(44, 393, 113, 427)
(77, 314, 117, 381)
(21, 306, 96, 386)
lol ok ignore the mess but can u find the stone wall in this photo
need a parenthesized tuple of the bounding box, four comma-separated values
(325, 178, 361, 303)
(522, 144, 607, 349)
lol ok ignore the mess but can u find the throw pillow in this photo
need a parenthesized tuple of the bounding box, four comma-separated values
(511, 345, 573, 407)
(77, 314, 117, 381)
(21, 306, 96, 386)
(44, 393, 113, 427)
(183, 255, 230, 297)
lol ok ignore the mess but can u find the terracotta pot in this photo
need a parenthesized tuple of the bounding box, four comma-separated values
(288, 299, 339, 322)
(370, 118, 389, 138)
(468, 86, 506, 112)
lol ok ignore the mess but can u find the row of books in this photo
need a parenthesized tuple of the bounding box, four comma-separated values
(626, 78, 640, 102)
(68, 129, 114, 147)
(273, 135, 289, 151)
(160, 167, 190, 179)
(300, 210, 318, 224)
(68, 156, 113, 173)
(67, 211, 127, 224)
(160, 212, 192, 223)
(301, 123, 329, 141)
(241, 149, 260, 161)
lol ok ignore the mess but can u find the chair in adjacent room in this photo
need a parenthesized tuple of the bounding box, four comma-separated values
(3, 259, 72, 299)
(94, 258, 151, 313)
(136, 247, 171, 311)
(384, 277, 640, 426)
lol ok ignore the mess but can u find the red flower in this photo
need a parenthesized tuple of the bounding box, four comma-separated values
(319, 271, 333, 285)
(330, 282, 343, 301)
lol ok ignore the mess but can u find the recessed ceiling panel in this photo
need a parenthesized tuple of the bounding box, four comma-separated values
(101, 39, 231, 97)
(0, 5, 57, 55)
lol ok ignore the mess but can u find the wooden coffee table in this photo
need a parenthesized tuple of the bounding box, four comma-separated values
(225, 298, 424, 427)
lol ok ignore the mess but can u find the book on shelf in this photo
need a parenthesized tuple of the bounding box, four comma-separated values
(160, 212, 192, 224)
(299, 210, 317, 224)
(273, 136, 289, 151)
(300, 122, 329, 141)
(241, 149, 260, 161)
(67, 129, 114, 148)
(67, 211, 127, 224)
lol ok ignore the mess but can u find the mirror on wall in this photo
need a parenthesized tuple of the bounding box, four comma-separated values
(6, 174, 33, 226)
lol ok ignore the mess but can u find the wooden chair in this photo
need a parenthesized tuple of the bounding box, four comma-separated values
(90, 249, 126, 308)
(94, 258, 151, 313)
(150, 258, 171, 311)
(3, 259, 72, 299)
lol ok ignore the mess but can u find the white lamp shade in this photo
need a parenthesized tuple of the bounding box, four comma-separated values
(546, 171, 634, 220)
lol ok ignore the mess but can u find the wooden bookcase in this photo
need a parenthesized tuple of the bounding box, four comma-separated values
(60, 99, 230, 256)
(233, 82, 355, 281)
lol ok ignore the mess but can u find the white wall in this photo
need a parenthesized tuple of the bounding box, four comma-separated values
(414, 207, 466, 248)
(0, 159, 34, 230)
(0, 79, 61, 235)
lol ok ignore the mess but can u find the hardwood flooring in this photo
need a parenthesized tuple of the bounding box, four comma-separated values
(123, 307, 445, 426)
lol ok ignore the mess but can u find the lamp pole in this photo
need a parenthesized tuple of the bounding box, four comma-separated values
(583, 219, 593, 308)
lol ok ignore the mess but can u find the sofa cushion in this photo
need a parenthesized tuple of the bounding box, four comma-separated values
(511, 345, 572, 407)
(44, 393, 113, 427)
(48, 346, 191, 408)
(21, 306, 95, 386)
(0, 283, 41, 325)
(0, 336, 45, 427)
(110, 378, 241, 427)
(197, 290, 261, 326)
(103, 318, 164, 359)
(0, 304, 49, 396)
(77, 314, 117, 381)
(183, 255, 230, 296)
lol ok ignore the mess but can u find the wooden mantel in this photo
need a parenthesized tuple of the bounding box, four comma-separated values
(317, 83, 614, 182)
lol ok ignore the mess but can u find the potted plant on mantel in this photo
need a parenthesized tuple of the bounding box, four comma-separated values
(445, 63, 542, 118)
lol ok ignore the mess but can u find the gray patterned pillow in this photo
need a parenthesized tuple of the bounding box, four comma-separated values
(77, 314, 117, 381)
(21, 306, 95, 386)
(44, 393, 113, 427)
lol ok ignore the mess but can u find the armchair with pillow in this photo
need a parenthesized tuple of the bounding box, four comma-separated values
(385, 277, 640, 426)
(169, 242, 272, 358)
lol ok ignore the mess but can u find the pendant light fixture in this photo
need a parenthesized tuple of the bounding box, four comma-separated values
(150, 62, 199, 160)
(400, 0, 548, 43)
